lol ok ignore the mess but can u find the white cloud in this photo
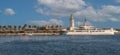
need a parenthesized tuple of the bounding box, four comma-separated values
(4, 8, 15, 16)
(35, 0, 120, 22)
(96, 5, 120, 22)
(100, 5, 120, 14)
(74, 5, 120, 22)
(98, 5, 120, 21)
(74, 6, 100, 21)
(30, 19, 63, 26)
(109, 18, 118, 21)
(36, 0, 86, 17)
(116, 0, 120, 3)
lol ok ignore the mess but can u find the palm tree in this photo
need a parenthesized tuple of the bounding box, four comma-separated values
(32, 25, 38, 30)
(22, 24, 27, 30)
(2, 26, 7, 33)
(0, 25, 1, 30)
(28, 25, 32, 29)
(59, 25, 62, 28)
(3, 26, 6, 30)
(56, 25, 59, 29)
(0, 26, 2, 33)
(14, 26, 17, 30)
(18, 25, 21, 30)
(8, 25, 12, 31)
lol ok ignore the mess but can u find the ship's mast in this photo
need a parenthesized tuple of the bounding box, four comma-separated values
(69, 14, 74, 31)
(83, 18, 87, 26)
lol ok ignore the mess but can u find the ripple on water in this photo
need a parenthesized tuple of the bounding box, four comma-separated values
(0, 35, 120, 55)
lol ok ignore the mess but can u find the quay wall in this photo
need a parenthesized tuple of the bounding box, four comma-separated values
(0, 33, 61, 36)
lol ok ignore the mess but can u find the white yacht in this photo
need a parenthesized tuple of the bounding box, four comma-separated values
(65, 14, 117, 35)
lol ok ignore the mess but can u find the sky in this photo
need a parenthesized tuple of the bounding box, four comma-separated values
(0, 0, 120, 28)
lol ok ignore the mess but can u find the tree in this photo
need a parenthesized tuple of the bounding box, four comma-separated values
(56, 25, 59, 28)
(8, 25, 12, 31)
(14, 25, 17, 30)
(22, 24, 27, 30)
(18, 25, 21, 30)
(2, 26, 7, 33)
(0, 26, 1, 30)
(3, 26, 7, 30)
(59, 25, 62, 28)
(28, 25, 32, 28)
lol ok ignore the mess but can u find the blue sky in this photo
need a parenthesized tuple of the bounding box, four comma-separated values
(0, 0, 120, 28)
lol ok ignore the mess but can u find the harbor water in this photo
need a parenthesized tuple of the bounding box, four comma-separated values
(0, 35, 120, 55)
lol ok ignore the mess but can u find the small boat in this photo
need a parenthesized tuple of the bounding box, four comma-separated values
(21, 33, 33, 36)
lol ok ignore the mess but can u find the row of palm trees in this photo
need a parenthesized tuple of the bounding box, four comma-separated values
(0, 24, 31, 30)
(0, 24, 62, 33)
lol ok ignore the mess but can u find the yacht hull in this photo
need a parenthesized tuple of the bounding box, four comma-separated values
(65, 32, 114, 35)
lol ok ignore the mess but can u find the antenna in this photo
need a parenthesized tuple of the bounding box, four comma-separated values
(83, 18, 87, 26)
(85, 18, 87, 23)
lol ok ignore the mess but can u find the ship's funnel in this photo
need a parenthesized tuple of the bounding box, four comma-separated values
(69, 14, 74, 30)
